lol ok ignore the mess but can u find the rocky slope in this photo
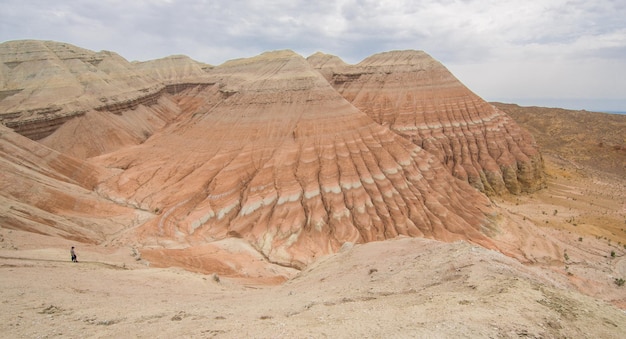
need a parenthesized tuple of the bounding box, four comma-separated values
(1, 40, 541, 271)
(2, 41, 544, 195)
(309, 51, 545, 195)
(92, 50, 498, 268)
(0, 40, 211, 155)
(0, 40, 156, 139)
(0, 124, 150, 243)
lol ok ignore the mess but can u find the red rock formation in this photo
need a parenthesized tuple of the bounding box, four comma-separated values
(1, 40, 543, 272)
(0, 125, 149, 242)
(92, 50, 497, 268)
(308, 50, 545, 195)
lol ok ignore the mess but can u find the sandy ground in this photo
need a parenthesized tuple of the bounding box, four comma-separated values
(492, 155, 626, 305)
(1, 235, 625, 339)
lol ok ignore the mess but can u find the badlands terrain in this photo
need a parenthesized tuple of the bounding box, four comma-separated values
(0, 40, 625, 337)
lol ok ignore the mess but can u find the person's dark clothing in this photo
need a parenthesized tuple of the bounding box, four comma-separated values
(71, 247, 77, 262)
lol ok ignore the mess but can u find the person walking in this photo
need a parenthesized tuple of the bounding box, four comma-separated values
(70, 246, 77, 263)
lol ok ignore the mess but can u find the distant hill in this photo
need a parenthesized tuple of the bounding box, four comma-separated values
(493, 102, 626, 177)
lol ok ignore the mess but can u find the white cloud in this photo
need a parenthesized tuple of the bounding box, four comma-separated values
(1, 0, 625, 110)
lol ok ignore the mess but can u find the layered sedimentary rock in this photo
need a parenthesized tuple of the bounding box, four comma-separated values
(132, 54, 213, 83)
(308, 51, 545, 194)
(93, 50, 497, 268)
(0, 40, 157, 118)
(1, 40, 547, 271)
(40, 99, 182, 159)
(0, 124, 150, 242)
(0, 40, 210, 148)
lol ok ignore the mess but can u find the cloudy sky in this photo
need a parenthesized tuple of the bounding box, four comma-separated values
(2, 0, 625, 111)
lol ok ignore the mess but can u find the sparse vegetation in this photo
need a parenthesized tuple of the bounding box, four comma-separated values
(615, 278, 625, 287)
(610, 250, 615, 258)
(97, 319, 123, 326)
